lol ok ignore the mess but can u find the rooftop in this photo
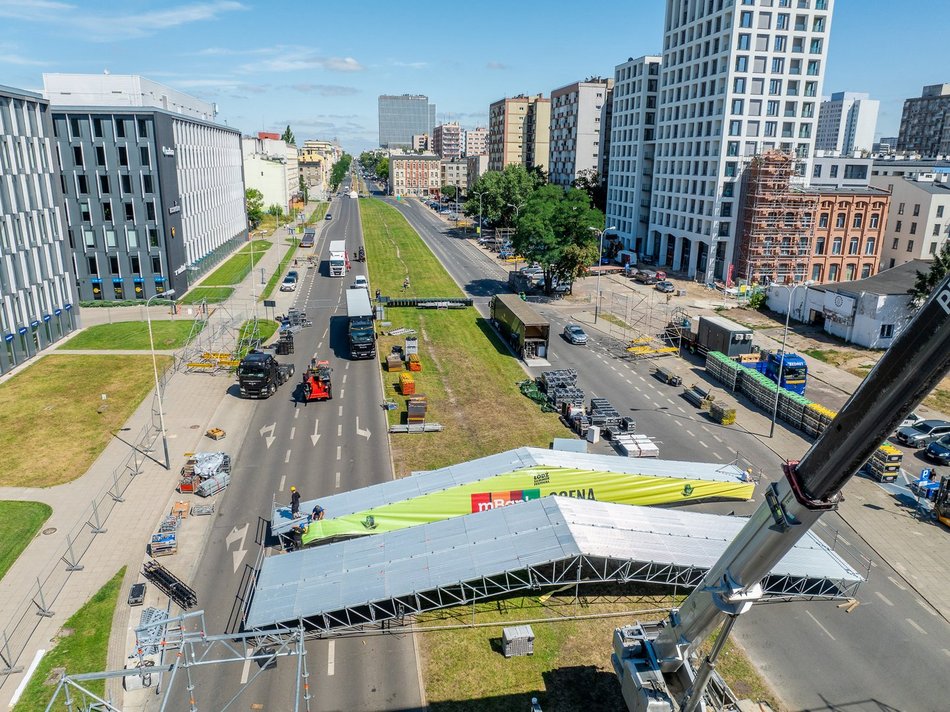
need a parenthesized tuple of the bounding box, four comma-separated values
(814, 259, 930, 297)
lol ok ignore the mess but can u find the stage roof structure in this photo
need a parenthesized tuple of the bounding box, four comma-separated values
(248, 497, 862, 633)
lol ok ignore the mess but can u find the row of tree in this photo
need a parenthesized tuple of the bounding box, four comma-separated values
(463, 165, 605, 294)
(329, 154, 352, 191)
(358, 151, 390, 182)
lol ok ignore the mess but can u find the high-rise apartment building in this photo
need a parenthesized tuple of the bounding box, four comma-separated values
(411, 133, 430, 151)
(0, 84, 78, 374)
(44, 73, 246, 301)
(548, 77, 614, 188)
(487, 94, 550, 172)
(648, 0, 833, 282)
(378, 94, 436, 148)
(898, 84, 950, 157)
(815, 91, 878, 154)
(606, 56, 661, 255)
(464, 127, 488, 157)
(432, 122, 463, 159)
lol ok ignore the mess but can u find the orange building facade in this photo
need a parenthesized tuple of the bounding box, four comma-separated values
(806, 189, 890, 283)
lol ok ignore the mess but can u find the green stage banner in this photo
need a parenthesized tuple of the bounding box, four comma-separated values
(300, 465, 752, 546)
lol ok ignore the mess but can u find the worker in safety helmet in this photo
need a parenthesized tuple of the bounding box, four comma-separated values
(290, 486, 300, 516)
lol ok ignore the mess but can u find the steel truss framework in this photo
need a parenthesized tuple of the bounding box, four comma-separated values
(265, 552, 861, 636)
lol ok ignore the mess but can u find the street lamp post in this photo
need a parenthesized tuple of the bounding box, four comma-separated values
(146, 289, 175, 469)
(769, 281, 812, 438)
(507, 202, 525, 270)
(592, 226, 617, 323)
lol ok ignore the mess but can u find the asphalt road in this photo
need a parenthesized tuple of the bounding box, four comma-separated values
(164, 183, 424, 712)
(384, 192, 950, 712)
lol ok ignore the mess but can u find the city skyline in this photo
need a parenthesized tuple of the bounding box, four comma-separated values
(0, 0, 946, 153)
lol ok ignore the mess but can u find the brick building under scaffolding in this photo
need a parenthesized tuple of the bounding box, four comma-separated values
(737, 151, 890, 285)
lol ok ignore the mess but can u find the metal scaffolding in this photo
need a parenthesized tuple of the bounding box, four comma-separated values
(178, 303, 247, 375)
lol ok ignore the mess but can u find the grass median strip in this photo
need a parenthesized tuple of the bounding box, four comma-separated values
(201, 240, 272, 287)
(58, 320, 201, 350)
(0, 354, 173, 488)
(261, 237, 302, 301)
(13, 567, 125, 711)
(0, 501, 52, 582)
(360, 198, 564, 475)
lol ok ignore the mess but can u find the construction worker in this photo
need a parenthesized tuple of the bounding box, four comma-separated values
(311, 504, 325, 522)
(290, 486, 300, 516)
(403, 276, 410, 291)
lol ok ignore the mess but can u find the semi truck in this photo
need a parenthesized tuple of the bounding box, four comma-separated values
(744, 350, 809, 395)
(328, 239, 348, 277)
(490, 293, 550, 360)
(345, 288, 376, 359)
(236, 351, 295, 399)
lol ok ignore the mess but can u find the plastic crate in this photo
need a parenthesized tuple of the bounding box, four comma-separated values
(502, 625, 535, 657)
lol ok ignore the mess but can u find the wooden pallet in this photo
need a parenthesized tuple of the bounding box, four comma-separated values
(205, 428, 226, 440)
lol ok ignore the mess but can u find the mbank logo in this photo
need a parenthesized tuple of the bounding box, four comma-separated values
(471, 489, 541, 512)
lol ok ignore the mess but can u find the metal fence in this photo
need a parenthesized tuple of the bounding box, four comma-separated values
(0, 363, 173, 682)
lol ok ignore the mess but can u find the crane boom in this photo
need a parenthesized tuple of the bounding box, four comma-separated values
(613, 275, 950, 712)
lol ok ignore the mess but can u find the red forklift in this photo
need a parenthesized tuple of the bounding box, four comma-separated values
(302, 359, 332, 401)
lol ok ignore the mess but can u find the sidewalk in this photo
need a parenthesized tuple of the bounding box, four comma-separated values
(0, 202, 326, 708)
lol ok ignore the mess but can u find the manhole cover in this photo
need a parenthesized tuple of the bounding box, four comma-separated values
(42, 527, 57, 535)
(190, 424, 201, 429)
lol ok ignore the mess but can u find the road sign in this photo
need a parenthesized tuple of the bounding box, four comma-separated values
(263, 300, 276, 308)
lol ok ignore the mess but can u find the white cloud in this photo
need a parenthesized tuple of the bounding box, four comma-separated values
(486, 61, 509, 70)
(0, 0, 246, 41)
(244, 51, 365, 74)
(290, 83, 360, 97)
(392, 60, 428, 70)
(0, 43, 46, 65)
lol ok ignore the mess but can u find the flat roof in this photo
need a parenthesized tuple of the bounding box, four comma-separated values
(812, 259, 930, 296)
(247, 497, 863, 630)
(492, 294, 549, 327)
(699, 315, 752, 332)
(272, 447, 747, 536)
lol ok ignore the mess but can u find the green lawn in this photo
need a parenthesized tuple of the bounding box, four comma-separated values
(306, 202, 329, 224)
(0, 354, 173, 488)
(360, 198, 564, 476)
(0, 501, 52, 581)
(237, 318, 280, 356)
(178, 286, 234, 305)
(58, 320, 201, 350)
(201, 240, 272, 287)
(14, 568, 125, 712)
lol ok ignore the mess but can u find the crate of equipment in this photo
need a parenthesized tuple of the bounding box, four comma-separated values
(149, 532, 177, 557)
(710, 399, 737, 426)
(205, 428, 226, 441)
(407, 395, 428, 423)
(683, 384, 715, 410)
(196, 472, 231, 497)
(142, 560, 198, 610)
(407, 353, 422, 372)
(399, 373, 416, 395)
(502, 625, 535, 658)
(653, 365, 683, 387)
(863, 444, 903, 483)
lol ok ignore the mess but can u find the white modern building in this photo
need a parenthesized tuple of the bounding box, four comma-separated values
(810, 151, 873, 189)
(815, 91, 878, 154)
(869, 171, 950, 270)
(0, 84, 78, 375)
(606, 55, 662, 257)
(649, 0, 833, 282)
(242, 134, 299, 213)
(548, 77, 613, 188)
(44, 73, 246, 300)
(464, 127, 487, 157)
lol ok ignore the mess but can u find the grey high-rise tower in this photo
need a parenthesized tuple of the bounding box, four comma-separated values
(378, 95, 436, 148)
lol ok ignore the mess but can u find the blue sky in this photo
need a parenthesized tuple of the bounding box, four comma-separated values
(0, 0, 945, 154)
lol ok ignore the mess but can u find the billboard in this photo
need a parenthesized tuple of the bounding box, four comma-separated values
(300, 465, 753, 546)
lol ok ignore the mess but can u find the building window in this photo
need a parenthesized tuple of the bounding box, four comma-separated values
(99, 174, 110, 194)
(937, 205, 945, 218)
(105, 229, 117, 248)
(897, 202, 904, 215)
(121, 174, 132, 193)
(103, 202, 112, 221)
(76, 174, 88, 194)
(140, 146, 150, 167)
(895, 220, 902, 232)
(95, 146, 106, 167)
(818, 213, 829, 228)
(80, 201, 91, 222)
(835, 213, 845, 228)
(865, 237, 875, 255)
(880, 324, 894, 339)
(930, 242, 937, 255)
(845, 264, 856, 281)
(913, 203, 920, 217)
(828, 264, 839, 281)
(870, 213, 879, 228)
(910, 222, 917, 235)
(852, 214, 863, 229)
(146, 201, 156, 221)
(118, 146, 128, 167)
(861, 264, 872, 278)
(87, 254, 98, 275)
(848, 237, 859, 254)
(93, 118, 103, 139)
(143, 174, 153, 193)
(83, 228, 95, 247)
(814, 236, 825, 254)
(149, 227, 159, 248)
(116, 120, 126, 139)
(934, 224, 942, 237)
(832, 237, 842, 254)
(151, 255, 162, 274)
(907, 240, 914, 252)
(811, 264, 822, 281)
(892, 238, 899, 249)
(124, 202, 134, 221)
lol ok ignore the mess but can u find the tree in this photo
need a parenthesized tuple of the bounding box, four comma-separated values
(330, 154, 352, 191)
(572, 168, 607, 213)
(267, 204, 284, 222)
(374, 156, 389, 181)
(298, 176, 309, 203)
(281, 125, 295, 145)
(441, 185, 457, 200)
(245, 188, 264, 228)
(512, 185, 605, 294)
(909, 241, 950, 305)
(463, 164, 545, 227)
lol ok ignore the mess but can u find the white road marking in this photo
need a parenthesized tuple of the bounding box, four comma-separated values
(625, 378, 632, 384)
(240, 656, 252, 684)
(279, 475, 286, 492)
(343, 374, 347, 384)
(338, 423, 343, 437)
(322, 328, 328, 339)
(327, 639, 335, 675)
(713, 452, 724, 460)
(294, 409, 299, 419)
(317, 342, 323, 350)
(713, 435, 723, 443)
(666, 398, 674, 405)
(284, 449, 291, 464)
(917, 598, 938, 616)
(634, 386, 641, 392)
(906, 618, 927, 635)
(676, 406, 686, 413)
(699, 441, 709, 448)
(289, 426, 296, 440)
(340, 389, 345, 399)
(335, 472, 341, 488)
(805, 610, 835, 641)
(874, 591, 894, 607)
(886, 576, 907, 591)
(336, 446, 342, 460)
(838, 536, 851, 546)
(338, 405, 343, 417)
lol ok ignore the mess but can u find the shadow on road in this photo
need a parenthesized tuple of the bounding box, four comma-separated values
(464, 277, 509, 297)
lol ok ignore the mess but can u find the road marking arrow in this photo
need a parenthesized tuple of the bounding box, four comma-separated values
(226, 522, 249, 573)
(259, 422, 276, 449)
(355, 416, 371, 440)
(310, 419, 321, 446)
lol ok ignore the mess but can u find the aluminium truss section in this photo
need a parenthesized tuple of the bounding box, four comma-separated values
(248, 497, 863, 634)
(178, 303, 245, 375)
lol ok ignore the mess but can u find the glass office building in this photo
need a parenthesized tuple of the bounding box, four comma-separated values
(378, 95, 436, 148)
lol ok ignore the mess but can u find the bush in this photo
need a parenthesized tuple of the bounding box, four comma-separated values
(79, 299, 177, 308)
(748, 291, 765, 309)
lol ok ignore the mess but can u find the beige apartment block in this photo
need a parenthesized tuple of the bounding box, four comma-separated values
(488, 94, 550, 172)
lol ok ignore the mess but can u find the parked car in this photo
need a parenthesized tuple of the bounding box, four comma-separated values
(520, 266, 544, 280)
(128, 582, 146, 607)
(280, 276, 298, 292)
(896, 419, 950, 447)
(634, 269, 658, 284)
(654, 270, 668, 280)
(325, 213, 333, 220)
(925, 434, 950, 465)
(655, 280, 675, 293)
(562, 323, 588, 345)
(898, 411, 923, 430)
(350, 275, 369, 290)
